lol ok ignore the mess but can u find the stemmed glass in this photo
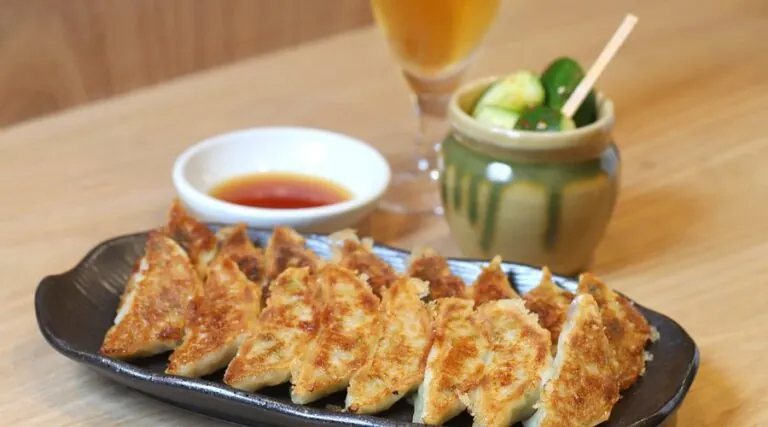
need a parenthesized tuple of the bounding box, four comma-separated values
(371, 0, 500, 215)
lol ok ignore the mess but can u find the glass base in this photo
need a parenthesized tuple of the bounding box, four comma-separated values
(378, 73, 455, 216)
(379, 167, 444, 216)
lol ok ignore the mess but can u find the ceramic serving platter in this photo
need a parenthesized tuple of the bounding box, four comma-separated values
(35, 226, 699, 427)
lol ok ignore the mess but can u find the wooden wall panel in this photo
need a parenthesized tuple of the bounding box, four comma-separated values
(0, 0, 373, 127)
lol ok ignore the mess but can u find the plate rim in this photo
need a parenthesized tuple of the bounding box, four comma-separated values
(35, 226, 700, 427)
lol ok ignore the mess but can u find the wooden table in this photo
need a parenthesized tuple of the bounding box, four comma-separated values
(1, 0, 766, 425)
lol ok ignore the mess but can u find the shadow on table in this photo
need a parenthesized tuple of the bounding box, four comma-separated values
(12, 334, 231, 426)
(593, 187, 709, 274)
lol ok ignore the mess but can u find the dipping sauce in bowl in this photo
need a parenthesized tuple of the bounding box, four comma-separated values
(172, 126, 390, 232)
(209, 172, 352, 210)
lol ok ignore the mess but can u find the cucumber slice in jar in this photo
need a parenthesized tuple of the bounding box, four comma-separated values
(472, 106, 520, 130)
(561, 114, 576, 130)
(541, 57, 598, 127)
(472, 70, 545, 114)
(514, 105, 575, 132)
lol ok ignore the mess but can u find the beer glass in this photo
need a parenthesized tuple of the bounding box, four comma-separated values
(371, 0, 500, 214)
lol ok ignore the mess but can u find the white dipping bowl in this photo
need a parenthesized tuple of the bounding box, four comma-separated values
(172, 127, 391, 233)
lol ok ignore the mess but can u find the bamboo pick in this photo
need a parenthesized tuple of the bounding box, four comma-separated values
(561, 14, 639, 118)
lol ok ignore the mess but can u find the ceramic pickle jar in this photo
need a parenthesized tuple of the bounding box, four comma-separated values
(439, 76, 620, 275)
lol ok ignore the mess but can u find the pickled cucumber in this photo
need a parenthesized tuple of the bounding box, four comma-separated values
(540, 57, 598, 127)
(573, 90, 598, 127)
(473, 70, 545, 114)
(514, 105, 575, 132)
(473, 106, 520, 129)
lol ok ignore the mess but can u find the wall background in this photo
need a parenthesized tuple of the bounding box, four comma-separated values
(0, 0, 373, 127)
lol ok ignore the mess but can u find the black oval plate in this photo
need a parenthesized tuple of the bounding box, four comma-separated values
(35, 226, 699, 427)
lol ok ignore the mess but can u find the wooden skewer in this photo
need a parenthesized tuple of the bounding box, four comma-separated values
(561, 14, 639, 118)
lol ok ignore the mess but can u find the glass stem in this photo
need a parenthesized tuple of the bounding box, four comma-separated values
(413, 92, 451, 175)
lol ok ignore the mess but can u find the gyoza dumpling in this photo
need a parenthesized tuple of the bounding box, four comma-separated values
(577, 273, 652, 390)
(408, 247, 467, 299)
(224, 267, 318, 391)
(461, 299, 551, 427)
(215, 224, 267, 305)
(523, 267, 574, 349)
(290, 265, 380, 404)
(166, 254, 261, 378)
(469, 256, 519, 306)
(523, 294, 620, 427)
(345, 276, 432, 414)
(100, 231, 200, 359)
(214, 224, 264, 283)
(413, 298, 486, 425)
(164, 199, 218, 278)
(329, 229, 398, 297)
(264, 226, 322, 282)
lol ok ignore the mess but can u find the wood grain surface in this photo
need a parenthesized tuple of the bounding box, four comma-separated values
(0, 0, 372, 127)
(1, 0, 767, 425)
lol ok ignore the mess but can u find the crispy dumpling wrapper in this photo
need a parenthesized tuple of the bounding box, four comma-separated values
(413, 297, 486, 425)
(101, 231, 200, 359)
(469, 255, 519, 306)
(407, 247, 467, 299)
(164, 199, 218, 278)
(166, 255, 261, 378)
(290, 265, 380, 404)
(329, 229, 398, 297)
(523, 267, 575, 349)
(577, 272, 652, 390)
(524, 294, 620, 427)
(461, 298, 552, 427)
(264, 226, 322, 282)
(345, 277, 432, 414)
(224, 267, 318, 391)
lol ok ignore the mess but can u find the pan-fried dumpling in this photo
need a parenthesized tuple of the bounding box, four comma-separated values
(469, 255, 519, 306)
(290, 265, 380, 404)
(164, 199, 218, 278)
(166, 255, 261, 378)
(408, 247, 467, 299)
(461, 299, 551, 427)
(577, 273, 652, 390)
(329, 229, 398, 297)
(413, 298, 486, 425)
(523, 294, 620, 427)
(523, 267, 575, 349)
(100, 231, 200, 359)
(224, 267, 318, 391)
(345, 276, 431, 414)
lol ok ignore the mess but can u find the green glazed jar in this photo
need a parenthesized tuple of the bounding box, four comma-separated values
(439, 76, 619, 275)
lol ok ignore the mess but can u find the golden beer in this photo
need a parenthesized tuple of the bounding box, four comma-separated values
(371, 0, 500, 78)
(370, 0, 499, 215)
